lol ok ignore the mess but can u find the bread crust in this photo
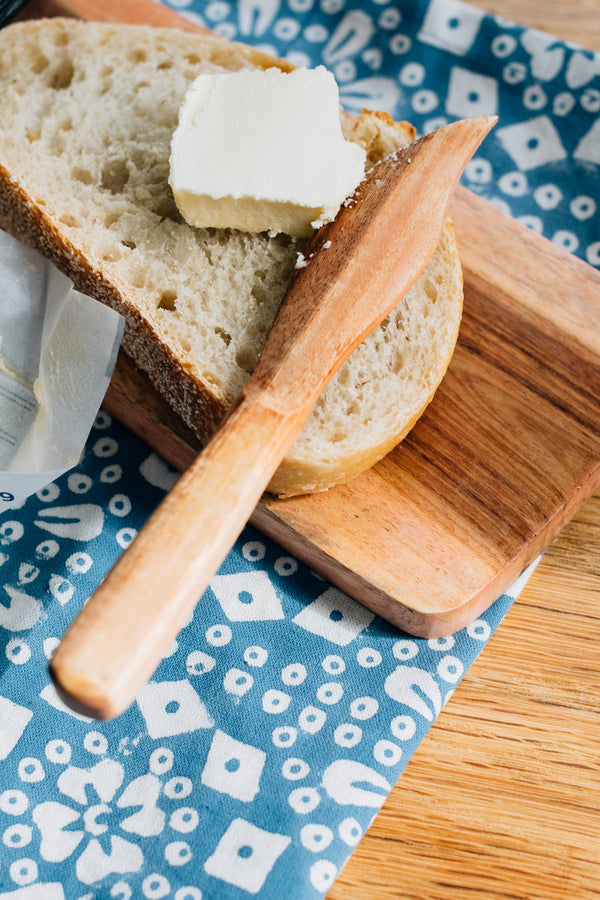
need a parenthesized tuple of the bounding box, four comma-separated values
(0, 18, 294, 445)
(0, 159, 227, 442)
(0, 18, 464, 497)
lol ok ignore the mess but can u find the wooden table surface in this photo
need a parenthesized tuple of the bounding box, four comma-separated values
(330, 3, 600, 899)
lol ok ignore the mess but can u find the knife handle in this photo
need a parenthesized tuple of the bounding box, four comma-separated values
(49, 389, 303, 719)
(49, 114, 497, 719)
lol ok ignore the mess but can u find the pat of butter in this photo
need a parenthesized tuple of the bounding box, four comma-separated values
(169, 66, 366, 238)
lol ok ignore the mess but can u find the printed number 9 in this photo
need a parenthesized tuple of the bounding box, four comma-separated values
(1, 491, 15, 501)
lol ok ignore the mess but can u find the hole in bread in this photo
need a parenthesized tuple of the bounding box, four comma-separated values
(423, 278, 437, 302)
(50, 134, 65, 156)
(154, 196, 181, 220)
(157, 60, 173, 70)
(101, 65, 114, 77)
(156, 109, 179, 129)
(251, 284, 268, 306)
(128, 49, 148, 64)
(134, 80, 150, 93)
(394, 310, 405, 330)
(273, 232, 294, 249)
(27, 130, 40, 143)
(59, 213, 81, 228)
(60, 117, 73, 132)
(49, 58, 75, 90)
(104, 212, 121, 228)
(214, 327, 232, 348)
(184, 53, 201, 64)
(30, 53, 49, 74)
(158, 290, 178, 311)
(215, 230, 231, 247)
(71, 166, 93, 185)
(146, 163, 169, 186)
(235, 347, 256, 375)
(54, 30, 69, 47)
(390, 349, 405, 374)
(120, 239, 137, 250)
(101, 159, 130, 194)
(130, 149, 148, 169)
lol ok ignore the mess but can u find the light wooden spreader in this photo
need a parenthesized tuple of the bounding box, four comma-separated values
(49, 117, 494, 719)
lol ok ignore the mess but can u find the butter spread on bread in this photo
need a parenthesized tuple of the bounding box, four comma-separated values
(170, 67, 366, 237)
(0, 19, 463, 497)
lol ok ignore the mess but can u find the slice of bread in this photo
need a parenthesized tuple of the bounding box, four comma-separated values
(0, 18, 463, 497)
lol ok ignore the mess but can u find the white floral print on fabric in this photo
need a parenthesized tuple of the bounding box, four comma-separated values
(0, 410, 526, 898)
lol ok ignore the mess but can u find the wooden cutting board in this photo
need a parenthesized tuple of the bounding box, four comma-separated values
(23, 0, 600, 637)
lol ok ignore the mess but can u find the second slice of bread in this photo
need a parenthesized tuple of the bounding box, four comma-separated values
(0, 18, 463, 496)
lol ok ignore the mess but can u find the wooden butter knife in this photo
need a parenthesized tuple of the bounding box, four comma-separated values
(50, 115, 496, 719)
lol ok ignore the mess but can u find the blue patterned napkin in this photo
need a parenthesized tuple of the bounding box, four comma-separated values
(0, 1, 598, 897)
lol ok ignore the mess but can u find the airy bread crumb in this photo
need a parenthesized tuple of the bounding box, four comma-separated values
(0, 18, 463, 496)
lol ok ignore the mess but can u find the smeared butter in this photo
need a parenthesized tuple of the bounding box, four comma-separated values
(169, 66, 366, 238)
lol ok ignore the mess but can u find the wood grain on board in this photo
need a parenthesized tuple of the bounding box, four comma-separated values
(11, 0, 600, 896)
(98, 185, 600, 637)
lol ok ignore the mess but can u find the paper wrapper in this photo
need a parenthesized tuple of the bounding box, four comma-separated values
(0, 231, 124, 508)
